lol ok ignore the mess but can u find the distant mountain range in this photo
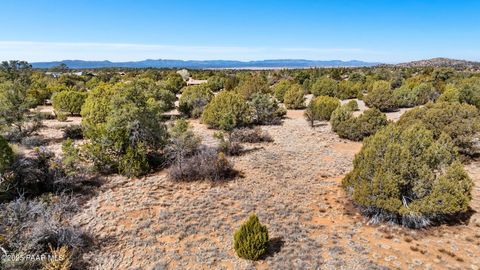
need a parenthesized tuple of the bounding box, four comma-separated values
(31, 59, 379, 69)
(394, 57, 480, 68)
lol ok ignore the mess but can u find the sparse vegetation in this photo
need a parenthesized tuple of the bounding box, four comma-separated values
(1, 59, 479, 269)
(230, 127, 273, 143)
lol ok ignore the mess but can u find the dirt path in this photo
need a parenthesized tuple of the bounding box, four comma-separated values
(73, 110, 480, 270)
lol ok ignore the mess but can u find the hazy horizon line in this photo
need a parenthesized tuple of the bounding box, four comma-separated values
(1, 41, 478, 64)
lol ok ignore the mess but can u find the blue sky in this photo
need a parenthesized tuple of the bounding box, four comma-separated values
(0, 0, 479, 63)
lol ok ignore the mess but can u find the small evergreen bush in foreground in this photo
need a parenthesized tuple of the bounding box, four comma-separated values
(233, 214, 269, 261)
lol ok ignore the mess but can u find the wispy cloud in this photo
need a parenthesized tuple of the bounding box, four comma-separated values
(0, 41, 381, 62)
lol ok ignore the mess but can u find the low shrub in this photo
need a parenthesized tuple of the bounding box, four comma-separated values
(437, 84, 460, 103)
(52, 91, 87, 116)
(343, 123, 473, 227)
(42, 245, 72, 270)
(233, 214, 269, 261)
(206, 75, 224, 92)
(63, 125, 83, 139)
(394, 83, 438, 108)
(21, 136, 47, 148)
(272, 80, 293, 102)
(165, 119, 202, 162)
(3, 117, 43, 142)
(283, 84, 305, 109)
(310, 77, 338, 97)
(178, 85, 213, 118)
(364, 80, 398, 112)
(249, 93, 286, 125)
(201, 91, 253, 131)
(397, 102, 480, 155)
(230, 127, 273, 143)
(0, 196, 90, 269)
(168, 147, 236, 181)
(56, 113, 68, 122)
(36, 112, 56, 120)
(458, 78, 480, 109)
(1, 148, 80, 202)
(345, 99, 359, 111)
(0, 135, 14, 174)
(62, 139, 79, 174)
(81, 82, 169, 177)
(30, 221, 91, 255)
(331, 106, 388, 141)
(235, 75, 270, 100)
(304, 95, 340, 126)
(337, 80, 362, 99)
(215, 132, 244, 156)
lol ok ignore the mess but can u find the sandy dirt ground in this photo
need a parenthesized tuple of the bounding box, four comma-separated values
(30, 105, 480, 270)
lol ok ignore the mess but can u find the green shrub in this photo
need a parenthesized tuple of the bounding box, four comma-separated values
(283, 84, 305, 109)
(397, 102, 480, 155)
(207, 75, 224, 91)
(364, 80, 398, 112)
(394, 85, 416, 108)
(395, 83, 438, 108)
(235, 75, 270, 100)
(133, 79, 176, 111)
(214, 132, 243, 156)
(305, 96, 340, 126)
(165, 119, 202, 162)
(331, 106, 388, 141)
(0, 81, 37, 138)
(178, 85, 214, 118)
(233, 214, 269, 261)
(201, 91, 253, 130)
(345, 99, 359, 111)
(310, 77, 338, 97)
(0, 135, 13, 174)
(343, 123, 473, 227)
(412, 83, 438, 105)
(250, 93, 286, 125)
(458, 78, 480, 109)
(61, 138, 79, 174)
(52, 91, 87, 115)
(272, 80, 293, 102)
(337, 80, 361, 99)
(437, 84, 460, 103)
(330, 105, 353, 133)
(56, 112, 68, 122)
(164, 73, 186, 94)
(81, 82, 168, 177)
(63, 125, 83, 139)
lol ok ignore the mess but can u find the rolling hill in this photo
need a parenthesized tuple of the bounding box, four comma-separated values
(31, 59, 379, 69)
